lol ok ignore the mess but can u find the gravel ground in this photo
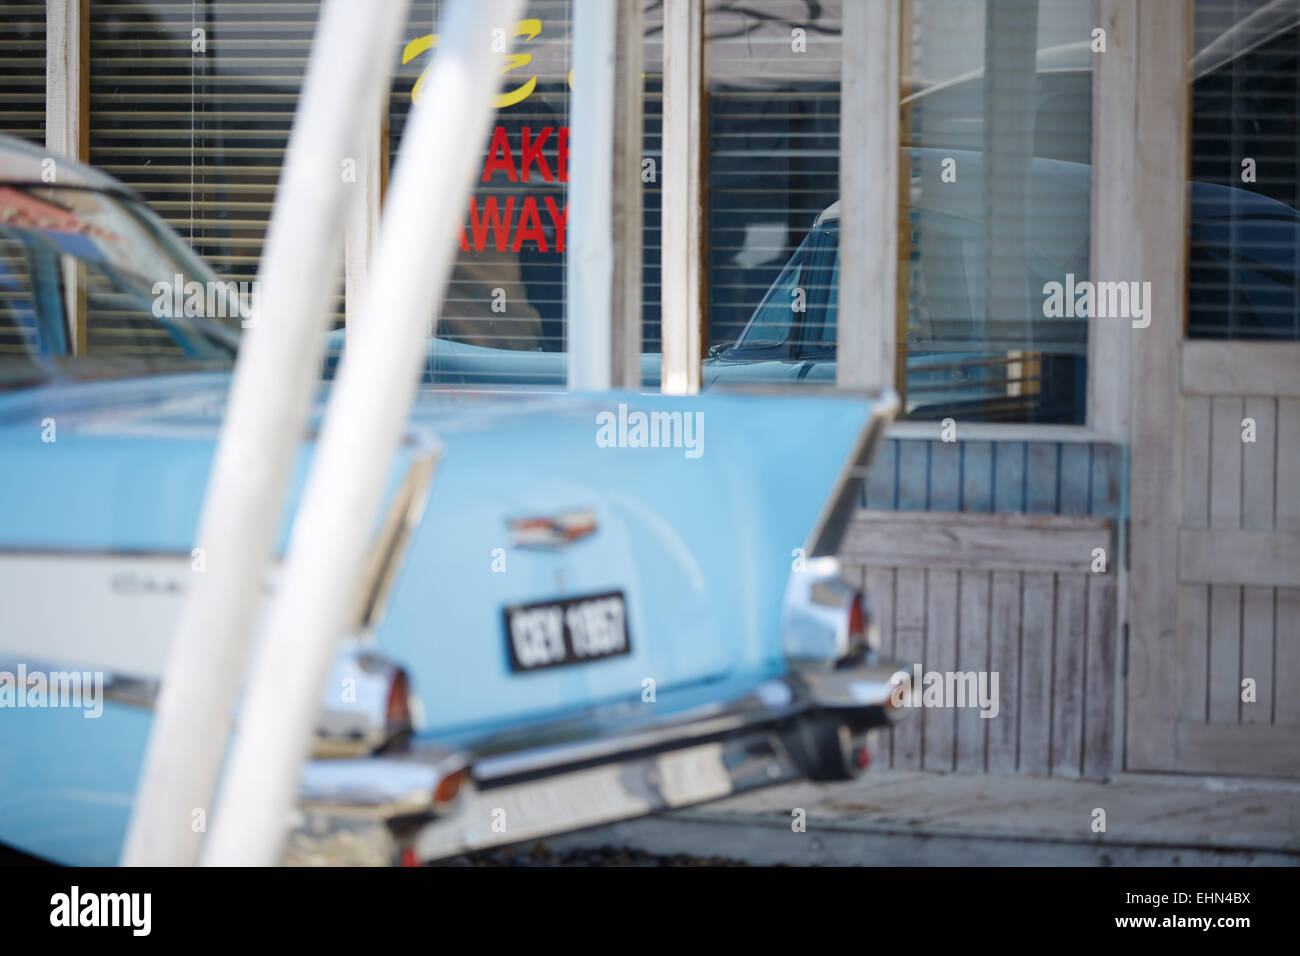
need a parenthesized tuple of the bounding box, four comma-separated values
(435, 841, 757, 866)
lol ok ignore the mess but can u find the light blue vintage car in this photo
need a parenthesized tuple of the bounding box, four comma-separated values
(0, 134, 907, 866)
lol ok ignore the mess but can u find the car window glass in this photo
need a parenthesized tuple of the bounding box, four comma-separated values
(734, 251, 803, 349)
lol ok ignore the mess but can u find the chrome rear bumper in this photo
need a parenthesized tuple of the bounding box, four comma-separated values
(284, 656, 912, 865)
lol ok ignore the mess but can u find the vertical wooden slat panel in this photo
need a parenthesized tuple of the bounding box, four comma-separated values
(865, 569, 895, 657)
(1051, 575, 1087, 777)
(1208, 585, 1242, 723)
(955, 570, 991, 772)
(1210, 397, 1244, 529)
(1089, 443, 1123, 517)
(864, 439, 898, 509)
(1279, 399, 1300, 533)
(1276, 588, 1300, 726)
(1275, 399, 1300, 725)
(923, 570, 959, 771)
(1018, 572, 1055, 774)
(1180, 397, 1212, 724)
(993, 441, 1026, 512)
(961, 441, 994, 512)
(928, 440, 961, 512)
(897, 440, 929, 511)
(1241, 587, 1275, 724)
(1183, 396, 1211, 527)
(1241, 398, 1276, 531)
(1241, 398, 1277, 723)
(1179, 583, 1209, 722)
(1058, 444, 1091, 517)
(892, 568, 926, 768)
(1209, 396, 1244, 723)
(1083, 574, 1116, 778)
(986, 570, 1021, 773)
(1025, 442, 1059, 514)
(864, 567, 895, 765)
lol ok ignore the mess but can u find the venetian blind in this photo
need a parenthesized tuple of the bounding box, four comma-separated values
(87, 0, 344, 330)
(1190, 0, 1300, 341)
(0, 5, 46, 356)
(389, 0, 663, 386)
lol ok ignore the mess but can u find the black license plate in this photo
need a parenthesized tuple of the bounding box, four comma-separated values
(504, 591, 631, 673)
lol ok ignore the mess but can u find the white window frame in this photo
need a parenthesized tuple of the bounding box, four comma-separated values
(839, 0, 1133, 446)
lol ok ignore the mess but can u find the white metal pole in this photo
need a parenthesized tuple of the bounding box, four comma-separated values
(122, 0, 411, 867)
(660, 0, 704, 395)
(201, 0, 525, 867)
(567, 0, 617, 391)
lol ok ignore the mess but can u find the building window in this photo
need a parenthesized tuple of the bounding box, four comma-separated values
(700, 1, 1092, 422)
(88, 0, 343, 329)
(388, 0, 663, 387)
(704, 2, 841, 361)
(0, 4, 45, 145)
(900, 0, 1092, 423)
(1190, 0, 1300, 342)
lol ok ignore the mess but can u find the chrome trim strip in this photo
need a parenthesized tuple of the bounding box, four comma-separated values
(288, 659, 912, 864)
(458, 662, 909, 787)
(351, 446, 439, 631)
(295, 748, 466, 815)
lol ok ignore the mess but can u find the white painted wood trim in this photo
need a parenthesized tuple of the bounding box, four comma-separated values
(1182, 341, 1300, 397)
(45, 0, 84, 162)
(1125, 0, 1191, 773)
(842, 509, 1113, 573)
(1088, 0, 1136, 440)
(567, 0, 643, 390)
(610, 0, 644, 390)
(1091, 0, 1138, 780)
(660, 0, 704, 395)
(1179, 528, 1300, 587)
(1175, 720, 1300, 776)
(837, 0, 899, 392)
(886, 420, 1122, 444)
(567, 0, 618, 390)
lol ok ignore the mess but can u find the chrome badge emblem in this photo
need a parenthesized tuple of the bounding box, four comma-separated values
(508, 509, 598, 549)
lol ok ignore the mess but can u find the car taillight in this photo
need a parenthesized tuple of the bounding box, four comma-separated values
(856, 744, 871, 770)
(848, 592, 867, 648)
(434, 768, 468, 809)
(386, 669, 412, 736)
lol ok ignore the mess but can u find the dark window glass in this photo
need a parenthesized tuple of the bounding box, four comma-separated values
(88, 0, 344, 329)
(388, 0, 663, 388)
(1190, 0, 1300, 341)
(0, 4, 45, 146)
